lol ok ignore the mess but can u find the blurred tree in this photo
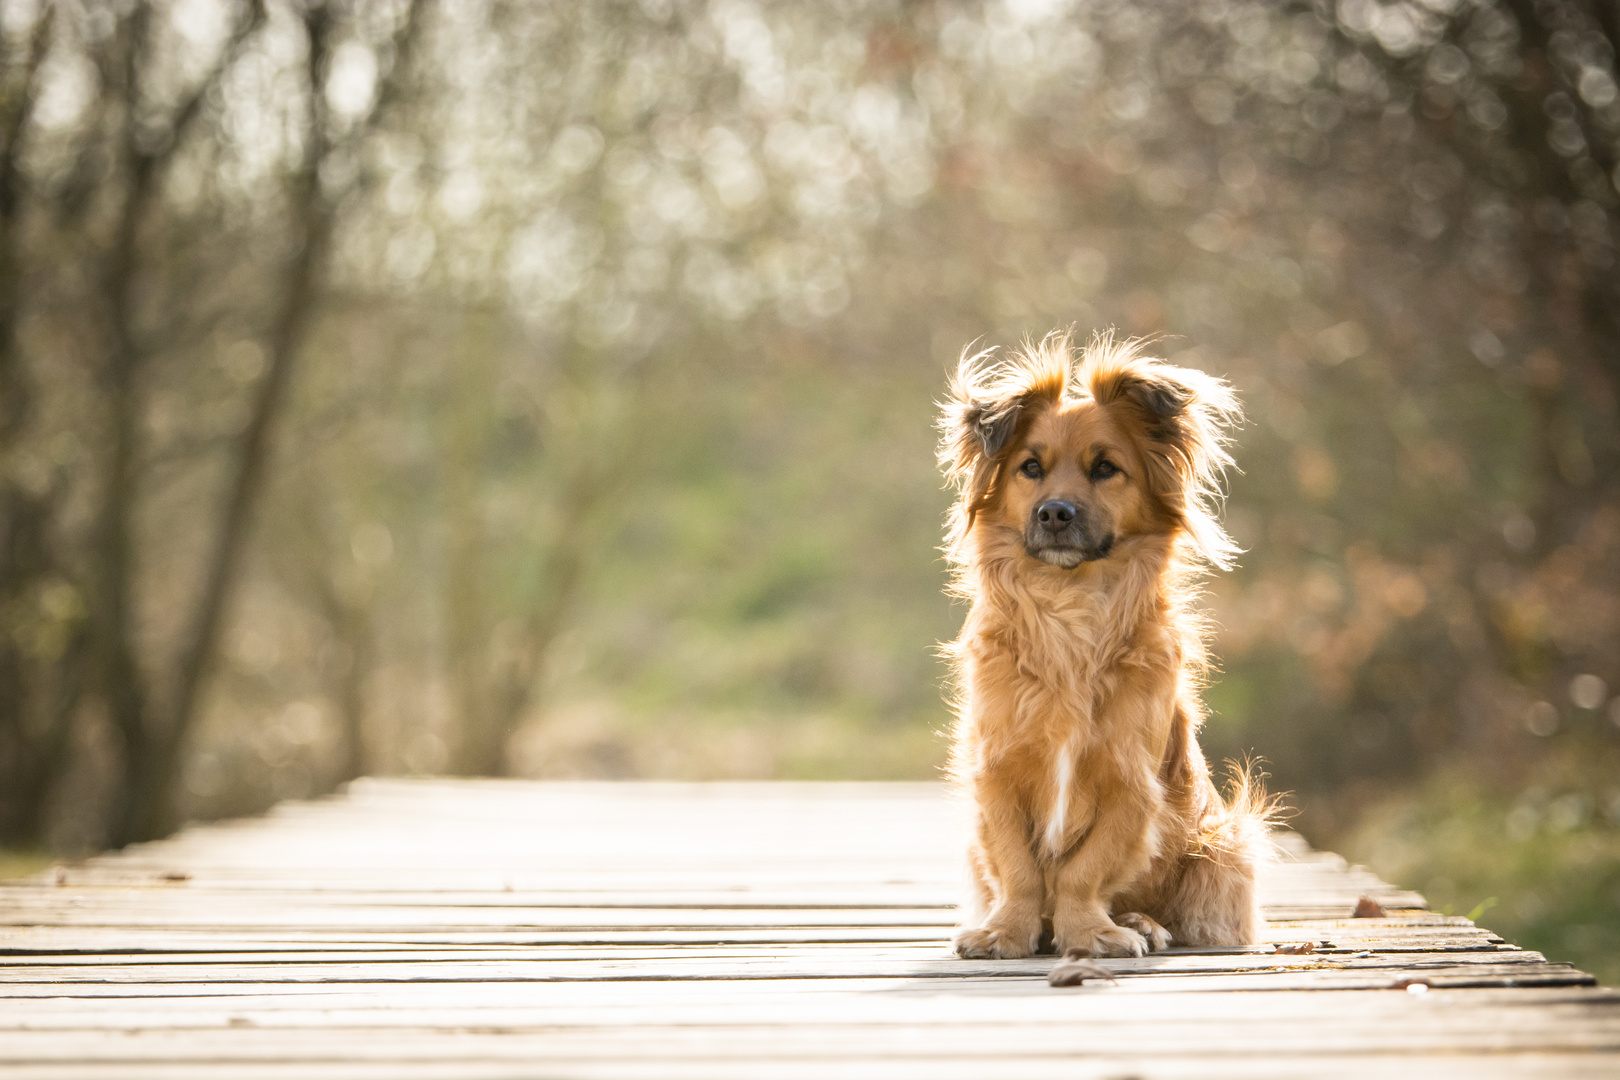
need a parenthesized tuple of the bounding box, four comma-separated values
(436, 317, 615, 777)
(0, 0, 71, 845)
(0, 0, 425, 846)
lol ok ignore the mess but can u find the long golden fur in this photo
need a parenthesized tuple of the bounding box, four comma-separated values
(938, 331, 1273, 960)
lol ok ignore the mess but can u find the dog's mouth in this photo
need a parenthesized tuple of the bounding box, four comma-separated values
(1027, 537, 1113, 568)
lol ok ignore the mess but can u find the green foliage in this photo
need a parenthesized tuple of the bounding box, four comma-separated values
(0, 850, 50, 882)
(1342, 737, 1620, 987)
(533, 354, 959, 766)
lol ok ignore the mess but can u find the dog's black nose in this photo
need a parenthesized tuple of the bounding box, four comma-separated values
(1036, 500, 1076, 528)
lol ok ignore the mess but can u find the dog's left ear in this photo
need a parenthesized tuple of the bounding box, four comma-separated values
(1121, 374, 1193, 423)
(1095, 366, 1205, 456)
(1088, 348, 1242, 569)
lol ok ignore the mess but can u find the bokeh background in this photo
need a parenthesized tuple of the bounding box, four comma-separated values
(2, 0, 1618, 981)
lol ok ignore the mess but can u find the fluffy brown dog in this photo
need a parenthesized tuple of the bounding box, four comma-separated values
(939, 332, 1272, 960)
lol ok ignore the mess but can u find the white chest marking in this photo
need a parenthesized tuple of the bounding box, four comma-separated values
(1045, 739, 1076, 856)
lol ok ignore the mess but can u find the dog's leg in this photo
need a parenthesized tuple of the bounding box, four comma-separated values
(952, 803, 1044, 959)
(1047, 781, 1162, 958)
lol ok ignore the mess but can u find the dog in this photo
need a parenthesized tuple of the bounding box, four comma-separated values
(938, 332, 1273, 960)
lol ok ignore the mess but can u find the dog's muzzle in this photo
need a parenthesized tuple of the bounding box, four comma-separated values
(1026, 499, 1113, 568)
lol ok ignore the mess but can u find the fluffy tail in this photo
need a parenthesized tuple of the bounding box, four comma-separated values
(1171, 760, 1287, 947)
(1199, 758, 1285, 865)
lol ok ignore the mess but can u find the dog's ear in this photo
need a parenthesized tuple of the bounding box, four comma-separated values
(965, 398, 1021, 459)
(1093, 365, 1201, 452)
(939, 391, 1024, 516)
(939, 355, 1049, 496)
(1122, 374, 1192, 423)
(1109, 371, 1198, 446)
(939, 340, 1071, 559)
(1085, 343, 1242, 569)
(940, 342, 1067, 478)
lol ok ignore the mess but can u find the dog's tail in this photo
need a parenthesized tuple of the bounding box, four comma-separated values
(1198, 757, 1285, 866)
(1170, 759, 1286, 947)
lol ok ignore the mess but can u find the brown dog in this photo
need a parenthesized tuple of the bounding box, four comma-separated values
(938, 332, 1273, 960)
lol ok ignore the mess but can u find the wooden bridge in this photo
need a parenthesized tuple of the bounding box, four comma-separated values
(0, 780, 1614, 1077)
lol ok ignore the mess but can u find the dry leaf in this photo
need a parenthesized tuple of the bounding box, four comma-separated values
(1048, 955, 1118, 987)
(1352, 895, 1386, 918)
(1274, 941, 1316, 954)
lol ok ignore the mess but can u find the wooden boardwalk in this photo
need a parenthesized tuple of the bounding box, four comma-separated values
(1, 779, 1614, 1078)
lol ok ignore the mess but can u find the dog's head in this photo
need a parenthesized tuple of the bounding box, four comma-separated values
(939, 333, 1241, 573)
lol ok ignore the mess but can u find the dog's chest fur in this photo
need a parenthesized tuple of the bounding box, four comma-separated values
(957, 548, 1180, 860)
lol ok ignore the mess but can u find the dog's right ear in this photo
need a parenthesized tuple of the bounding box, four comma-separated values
(939, 347, 1048, 530)
(957, 396, 1021, 462)
(939, 340, 1068, 501)
(939, 392, 1020, 540)
(939, 351, 1020, 495)
(938, 337, 1071, 561)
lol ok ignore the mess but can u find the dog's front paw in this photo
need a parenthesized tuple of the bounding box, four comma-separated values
(953, 922, 1041, 959)
(1115, 912, 1173, 952)
(1055, 921, 1148, 959)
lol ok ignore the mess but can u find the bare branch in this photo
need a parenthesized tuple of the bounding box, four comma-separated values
(0, 0, 55, 232)
(1504, 0, 1620, 182)
(0, 0, 56, 439)
(368, 0, 432, 132)
(1586, 2, 1620, 88)
(161, 0, 267, 166)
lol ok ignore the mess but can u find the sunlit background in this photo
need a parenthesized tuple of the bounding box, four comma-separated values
(1, 0, 1617, 981)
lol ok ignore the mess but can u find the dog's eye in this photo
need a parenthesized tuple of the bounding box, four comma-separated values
(1090, 459, 1119, 481)
(1019, 458, 1044, 480)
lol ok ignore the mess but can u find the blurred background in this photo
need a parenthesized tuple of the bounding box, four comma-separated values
(1, 0, 1617, 980)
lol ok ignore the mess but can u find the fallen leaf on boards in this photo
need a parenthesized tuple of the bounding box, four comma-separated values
(1048, 955, 1119, 987)
(1352, 895, 1386, 918)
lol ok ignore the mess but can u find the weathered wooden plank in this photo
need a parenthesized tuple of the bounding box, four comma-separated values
(0, 963, 1591, 992)
(0, 914, 1506, 954)
(1, 1055, 1613, 1080)
(1, 988, 1615, 1039)
(0, 993, 1616, 1076)
(0, 934, 1505, 958)
(0, 933, 1542, 962)
(0, 904, 957, 928)
(0, 1011, 1616, 1059)
(0, 945, 1574, 981)
(0, 976, 1610, 1010)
